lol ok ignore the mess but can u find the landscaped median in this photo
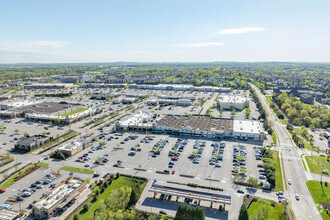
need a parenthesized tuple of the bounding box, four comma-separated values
(0, 163, 41, 189)
(305, 156, 330, 176)
(306, 180, 330, 219)
(0, 155, 14, 168)
(60, 166, 94, 174)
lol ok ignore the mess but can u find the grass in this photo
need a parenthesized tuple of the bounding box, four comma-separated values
(61, 108, 88, 117)
(271, 150, 284, 191)
(248, 199, 285, 219)
(265, 96, 272, 104)
(305, 156, 330, 176)
(0, 162, 21, 174)
(0, 164, 35, 189)
(36, 162, 49, 167)
(0, 156, 14, 167)
(60, 166, 94, 174)
(78, 176, 145, 220)
(272, 131, 277, 145)
(306, 180, 330, 219)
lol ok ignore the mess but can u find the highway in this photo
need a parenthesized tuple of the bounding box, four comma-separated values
(250, 84, 322, 220)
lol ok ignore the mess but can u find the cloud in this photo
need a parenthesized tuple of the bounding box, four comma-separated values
(217, 27, 266, 34)
(0, 41, 69, 53)
(171, 42, 223, 47)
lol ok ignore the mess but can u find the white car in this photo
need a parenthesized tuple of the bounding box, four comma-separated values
(288, 179, 292, 185)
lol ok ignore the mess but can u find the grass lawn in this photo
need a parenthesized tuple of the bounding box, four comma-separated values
(271, 151, 284, 191)
(36, 162, 49, 167)
(248, 199, 284, 219)
(306, 180, 330, 219)
(78, 176, 145, 220)
(61, 108, 88, 117)
(305, 156, 330, 176)
(0, 164, 36, 189)
(60, 166, 94, 174)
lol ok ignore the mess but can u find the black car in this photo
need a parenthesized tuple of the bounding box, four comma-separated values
(93, 173, 100, 177)
(16, 197, 23, 201)
(31, 183, 37, 188)
(35, 181, 41, 184)
(163, 169, 170, 173)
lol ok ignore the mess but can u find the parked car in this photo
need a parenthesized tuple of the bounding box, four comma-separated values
(0, 189, 5, 193)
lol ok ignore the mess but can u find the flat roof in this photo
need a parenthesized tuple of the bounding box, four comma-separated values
(156, 115, 234, 131)
(14, 101, 80, 114)
(119, 111, 152, 127)
(149, 183, 231, 204)
(233, 120, 263, 134)
(34, 178, 83, 210)
(218, 95, 249, 104)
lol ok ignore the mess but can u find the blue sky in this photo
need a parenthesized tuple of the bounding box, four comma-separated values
(0, 0, 330, 63)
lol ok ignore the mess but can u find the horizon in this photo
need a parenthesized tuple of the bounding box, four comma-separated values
(1, 0, 330, 63)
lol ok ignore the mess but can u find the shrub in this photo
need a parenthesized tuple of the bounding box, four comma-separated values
(83, 204, 89, 211)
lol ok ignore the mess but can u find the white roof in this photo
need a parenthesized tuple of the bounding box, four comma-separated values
(58, 139, 83, 151)
(233, 120, 262, 134)
(120, 111, 152, 127)
(218, 95, 249, 104)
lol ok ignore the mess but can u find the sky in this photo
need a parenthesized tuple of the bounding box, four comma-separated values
(0, 0, 330, 63)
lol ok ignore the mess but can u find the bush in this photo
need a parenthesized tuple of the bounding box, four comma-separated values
(74, 214, 79, 220)
(83, 204, 89, 211)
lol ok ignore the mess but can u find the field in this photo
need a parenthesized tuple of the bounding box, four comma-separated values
(306, 180, 330, 220)
(60, 166, 94, 174)
(248, 199, 285, 219)
(305, 156, 330, 176)
(78, 176, 145, 220)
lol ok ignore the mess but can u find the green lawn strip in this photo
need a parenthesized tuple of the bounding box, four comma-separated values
(305, 156, 330, 176)
(265, 96, 272, 104)
(306, 180, 330, 219)
(0, 164, 35, 189)
(0, 162, 21, 174)
(248, 199, 284, 219)
(78, 176, 144, 220)
(271, 151, 284, 191)
(0, 157, 14, 167)
(60, 166, 94, 174)
(61, 108, 89, 117)
(36, 162, 49, 167)
(272, 131, 277, 145)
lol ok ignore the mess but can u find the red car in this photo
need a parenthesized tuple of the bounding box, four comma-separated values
(0, 189, 5, 193)
(257, 164, 263, 167)
(171, 157, 178, 161)
(188, 154, 195, 158)
(172, 170, 175, 175)
(110, 136, 114, 139)
(148, 137, 154, 140)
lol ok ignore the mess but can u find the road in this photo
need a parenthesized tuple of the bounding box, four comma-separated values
(250, 84, 322, 220)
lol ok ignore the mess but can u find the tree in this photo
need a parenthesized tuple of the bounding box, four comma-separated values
(83, 204, 89, 211)
(73, 214, 79, 220)
(239, 204, 249, 220)
(41, 131, 46, 136)
(48, 122, 53, 126)
(247, 177, 258, 186)
(231, 108, 236, 116)
(23, 132, 28, 137)
(301, 126, 308, 137)
(14, 129, 19, 134)
(54, 118, 60, 124)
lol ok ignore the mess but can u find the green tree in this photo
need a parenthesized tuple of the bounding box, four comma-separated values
(247, 177, 258, 186)
(54, 118, 60, 124)
(14, 129, 19, 134)
(239, 204, 249, 220)
(231, 108, 236, 116)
